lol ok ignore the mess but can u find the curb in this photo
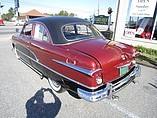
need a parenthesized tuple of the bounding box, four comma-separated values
(137, 60, 157, 70)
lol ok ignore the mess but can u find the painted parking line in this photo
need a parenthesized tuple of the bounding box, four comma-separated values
(103, 99, 140, 118)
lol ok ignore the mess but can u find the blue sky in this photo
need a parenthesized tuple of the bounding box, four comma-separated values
(0, 0, 117, 19)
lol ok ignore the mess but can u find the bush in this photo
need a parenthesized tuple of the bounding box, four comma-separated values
(135, 46, 157, 56)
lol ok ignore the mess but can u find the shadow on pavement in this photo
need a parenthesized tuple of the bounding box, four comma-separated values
(137, 55, 157, 69)
(26, 88, 61, 118)
(147, 78, 157, 90)
(149, 83, 157, 89)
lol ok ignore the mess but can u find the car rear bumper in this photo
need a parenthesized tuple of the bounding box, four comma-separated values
(77, 64, 141, 102)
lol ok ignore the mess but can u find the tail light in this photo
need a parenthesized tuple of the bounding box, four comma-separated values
(96, 76, 103, 85)
(132, 52, 140, 57)
(91, 69, 104, 85)
(91, 69, 104, 77)
(145, 32, 151, 39)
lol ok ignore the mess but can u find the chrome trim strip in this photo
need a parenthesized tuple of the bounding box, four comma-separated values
(16, 45, 141, 92)
(77, 83, 113, 102)
(112, 65, 141, 93)
(117, 62, 131, 68)
(53, 59, 102, 77)
(77, 65, 141, 102)
(16, 49, 101, 89)
(20, 57, 43, 76)
(130, 64, 141, 77)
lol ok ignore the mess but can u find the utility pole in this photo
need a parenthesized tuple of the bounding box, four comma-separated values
(113, 0, 120, 41)
(107, 7, 113, 31)
(0, 2, 4, 20)
(98, 0, 100, 15)
(14, 0, 19, 18)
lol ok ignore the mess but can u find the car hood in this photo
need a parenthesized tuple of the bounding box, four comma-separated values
(70, 38, 134, 82)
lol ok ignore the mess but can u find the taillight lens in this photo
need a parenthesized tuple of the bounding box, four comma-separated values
(132, 52, 140, 57)
(91, 69, 104, 77)
(96, 76, 103, 85)
(91, 69, 104, 85)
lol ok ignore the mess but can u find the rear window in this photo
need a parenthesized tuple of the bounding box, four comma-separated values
(62, 23, 103, 41)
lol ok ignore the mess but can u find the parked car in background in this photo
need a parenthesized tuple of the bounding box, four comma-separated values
(11, 16, 141, 102)
(0, 19, 5, 26)
(13, 19, 26, 26)
(135, 17, 153, 39)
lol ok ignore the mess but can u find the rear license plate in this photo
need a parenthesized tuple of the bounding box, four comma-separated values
(120, 66, 128, 76)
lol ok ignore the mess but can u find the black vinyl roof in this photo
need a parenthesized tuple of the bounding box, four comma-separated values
(28, 16, 91, 44)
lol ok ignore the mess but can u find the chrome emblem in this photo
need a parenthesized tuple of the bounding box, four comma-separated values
(121, 55, 126, 60)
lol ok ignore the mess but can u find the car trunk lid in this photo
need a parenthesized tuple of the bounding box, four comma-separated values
(70, 38, 134, 83)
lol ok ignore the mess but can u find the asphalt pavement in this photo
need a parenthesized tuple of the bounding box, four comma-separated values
(0, 29, 157, 118)
(0, 25, 22, 35)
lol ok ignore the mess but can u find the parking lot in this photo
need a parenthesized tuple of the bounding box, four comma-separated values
(0, 27, 157, 118)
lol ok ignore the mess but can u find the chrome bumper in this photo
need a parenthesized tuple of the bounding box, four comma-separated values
(77, 65, 141, 102)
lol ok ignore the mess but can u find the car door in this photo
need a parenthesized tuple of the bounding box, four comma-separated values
(16, 23, 33, 65)
(29, 23, 71, 83)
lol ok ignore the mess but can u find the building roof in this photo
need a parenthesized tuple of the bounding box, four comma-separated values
(24, 9, 47, 17)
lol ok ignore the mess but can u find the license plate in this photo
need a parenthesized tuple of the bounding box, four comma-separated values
(120, 66, 128, 76)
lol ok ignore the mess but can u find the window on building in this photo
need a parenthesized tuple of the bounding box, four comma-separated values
(124, 0, 157, 40)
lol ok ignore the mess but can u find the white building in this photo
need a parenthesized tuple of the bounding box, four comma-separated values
(113, 0, 157, 49)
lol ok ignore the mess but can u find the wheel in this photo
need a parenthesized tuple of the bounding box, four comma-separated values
(48, 78, 64, 93)
(14, 46, 20, 59)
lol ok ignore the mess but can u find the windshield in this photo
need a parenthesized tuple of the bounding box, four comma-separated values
(62, 23, 104, 42)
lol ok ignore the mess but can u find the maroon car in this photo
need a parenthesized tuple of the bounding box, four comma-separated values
(11, 16, 141, 102)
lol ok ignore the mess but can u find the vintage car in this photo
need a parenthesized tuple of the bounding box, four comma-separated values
(135, 17, 153, 39)
(11, 16, 141, 102)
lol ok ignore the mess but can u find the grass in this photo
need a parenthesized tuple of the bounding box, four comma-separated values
(135, 46, 157, 66)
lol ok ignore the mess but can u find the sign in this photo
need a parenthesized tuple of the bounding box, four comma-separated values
(14, 0, 19, 8)
(120, 66, 128, 76)
(124, 28, 136, 38)
(130, 0, 156, 17)
(94, 15, 108, 25)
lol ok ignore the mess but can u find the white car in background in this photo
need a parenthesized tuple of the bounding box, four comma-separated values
(14, 20, 26, 26)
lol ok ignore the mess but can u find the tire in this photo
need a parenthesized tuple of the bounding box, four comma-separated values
(48, 78, 64, 93)
(14, 46, 20, 59)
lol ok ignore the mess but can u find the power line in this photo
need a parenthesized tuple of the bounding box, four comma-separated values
(1, 0, 92, 13)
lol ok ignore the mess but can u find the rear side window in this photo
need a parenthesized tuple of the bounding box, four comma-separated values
(34, 24, 49, 42)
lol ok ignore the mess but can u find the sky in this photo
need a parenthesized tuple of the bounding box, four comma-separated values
(0, 0, 117, 20)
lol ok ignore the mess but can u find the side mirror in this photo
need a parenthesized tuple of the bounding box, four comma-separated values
(15, 28, 19, 33)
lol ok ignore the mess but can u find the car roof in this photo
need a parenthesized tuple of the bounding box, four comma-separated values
(28, 16, 90, 44)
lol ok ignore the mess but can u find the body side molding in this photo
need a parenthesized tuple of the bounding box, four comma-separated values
(53, 59, 102, 77)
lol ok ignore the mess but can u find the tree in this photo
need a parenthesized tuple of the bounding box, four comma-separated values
(8, 7, 16, 16)
(69, 13, 75, 17)
(50, 10, 75, 16)
(2, 7, 15, 21)
(58, 10, 68, 16)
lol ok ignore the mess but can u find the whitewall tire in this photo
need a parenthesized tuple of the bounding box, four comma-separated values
(14, 46, 20, 59)
(48, 78, 64, 93)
